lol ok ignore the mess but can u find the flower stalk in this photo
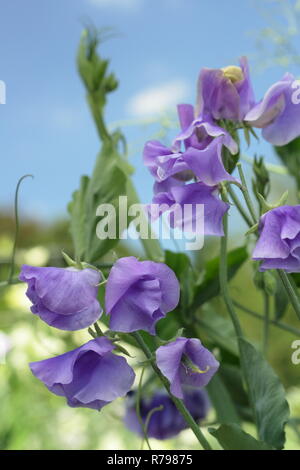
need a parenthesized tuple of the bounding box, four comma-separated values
(131, 331, 212, 450)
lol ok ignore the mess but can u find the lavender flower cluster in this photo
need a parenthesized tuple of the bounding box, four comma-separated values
(20, 257, 218, 437)
(144, 57, 300, 271)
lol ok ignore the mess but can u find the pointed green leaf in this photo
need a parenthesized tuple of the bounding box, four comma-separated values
(209, 424, 273, 450)
(206, 373, 240, 425)
(191, 246, 248, 311)
(68, 175, 90, 260)
(197, 309, 238, 356)
(239, 338, 290, 449)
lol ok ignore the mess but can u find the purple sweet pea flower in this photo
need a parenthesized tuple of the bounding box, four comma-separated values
(143, 140, 192, 182)
(196, 56, 255, 122)
(143, 102, 239, 187)
(150, 180, 229, 236)
(124, 388, 210, 440)
(181, 137, 238, 186)
(156, 337, 219, 399)
(30, 337, 135, 410)
(105, 257, 180, 335)
(252, 205, 300, 272)
(19, 265, 102, 331)
(245, 73, 300, 146)
(173, 103, 239, 155)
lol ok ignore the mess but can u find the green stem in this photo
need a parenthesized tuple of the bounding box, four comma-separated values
(86, 89, 164, 262)
(136, 367, 151, 450)
(277, 270, 300, 321)
(219, 191, 244, 339)
(233, 300, 300, 336)
(131, 331, 212, 450)
(219, 190, 262, 431)
(263, 292, 270, 356)
(144, 405, 163, 442)
(93, 322, 103, 336)
(237, 162, 257, 225)
(87, 93, 111, 143)
(228, 185, 253, 227)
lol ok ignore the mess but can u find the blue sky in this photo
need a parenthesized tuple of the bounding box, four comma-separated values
(0, 0, 299, 221)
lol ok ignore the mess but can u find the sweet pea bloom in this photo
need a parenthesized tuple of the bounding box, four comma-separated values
(181, 137, 238, 187)
(30, 337, 135, 410)
(245, 73, 300, 146)
(173, 103, 238, 155)
(143, 140, 192, 183)
(252, 205, 300, 272)
(150, 180, 229, 236)
(124, 388, 210, 440)
(156, 337, 219, 399)
(19, 265, 102, 330)
(196, 57, 255, 122)
(105, 257, 180, 335)
(143, 105, 238, 187)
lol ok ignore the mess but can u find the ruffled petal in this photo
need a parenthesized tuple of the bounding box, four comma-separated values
(156, 338, 188, 399)
(168, 182, 229, 236)
(182, 137, 238, 186)
(31, 299, 102, 331)
(20, 266, 100, 315)
(245, 73, 300, 145)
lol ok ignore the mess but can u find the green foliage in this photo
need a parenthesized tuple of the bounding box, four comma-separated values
(68, 138, 132, 263)
(219, 364, 252, 422)
(274, 137, 300, 189)
(164, 251, 195, 322)
(196, 309, 238, 356)
(77, 28, 118, 103)
(274, 277, 289, 320)
(239, 338, 290, 449)
(209, 424, 273, 450)
(222, 146, 240, 174)
(206, 374, 240, 425)
(70, 28, 163, 264)
(252, 155, 270, 201)
(191, 246, 248, 311)
(68, 30, 135, 263)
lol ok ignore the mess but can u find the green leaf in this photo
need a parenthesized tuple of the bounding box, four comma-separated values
(196, 309, 238, 356)
(219, 364, 252, 422)
(209, 424, 273, 450)
(68, 139, 129, 263)
(274, 278, 289, 320)
(85, 140, 128, 262)
(164, 251, 195, 319)
(206, 373, 240, 425)
(222, 146, 240, 174)
(274, 137, 300, 189)
(68, 175, 90, 260)
(191, 246, 248, 311)
(239, 337, 290, 449)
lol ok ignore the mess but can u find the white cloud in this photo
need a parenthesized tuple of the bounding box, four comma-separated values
(88, 0, 141, 8)
(126, 79, 189, 117)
